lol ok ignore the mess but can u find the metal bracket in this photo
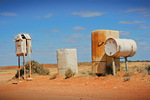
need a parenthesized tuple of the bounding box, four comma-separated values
(98, 41, 105, 46)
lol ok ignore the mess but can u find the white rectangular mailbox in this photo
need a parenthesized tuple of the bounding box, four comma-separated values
(15, 33, 31, 56)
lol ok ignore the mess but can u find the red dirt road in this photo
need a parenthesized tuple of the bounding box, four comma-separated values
(0, 73, 150, 100)
(0, 74, 15, 83)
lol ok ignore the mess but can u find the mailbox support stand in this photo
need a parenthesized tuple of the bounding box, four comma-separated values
(23, 53, 26, 80)
(18, 56, 20, 80)
(112, 58, 116, 76)
(125, 57, 128, 71)
(29, 47, 31, 78)
(15, 33, 32, 81)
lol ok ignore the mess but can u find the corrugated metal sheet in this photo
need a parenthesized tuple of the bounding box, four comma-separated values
(15, 33, 31, 41)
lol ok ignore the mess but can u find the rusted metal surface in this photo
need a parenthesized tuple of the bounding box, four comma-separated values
(92, 61, 106, 74)
(91, 30, 120, 74)
(92, 30, 106, 61)
(104, 38, 137, 58)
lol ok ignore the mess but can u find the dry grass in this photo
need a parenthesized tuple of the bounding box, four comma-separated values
(50, 73, 58, 80)
(0, 69, 17, 75)
(65, 69, 75, 79)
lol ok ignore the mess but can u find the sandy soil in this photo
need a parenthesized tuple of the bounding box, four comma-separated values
(0, 62, 150, 100)
(0, 74, 15, 83)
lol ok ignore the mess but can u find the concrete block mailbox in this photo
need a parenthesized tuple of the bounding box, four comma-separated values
(57, 49, 78, 75)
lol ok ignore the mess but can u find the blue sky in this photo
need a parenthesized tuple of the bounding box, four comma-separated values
(0, 0, 150, 66)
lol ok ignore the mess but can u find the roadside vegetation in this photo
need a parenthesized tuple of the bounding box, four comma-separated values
(15, 60, 50, 78)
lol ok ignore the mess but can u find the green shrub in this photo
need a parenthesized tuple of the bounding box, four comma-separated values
(123, 72, 132, 82)
(65, 69, 74, 79)
(50, 73, 58, 80)
(123, 77, 130, 82)
(145, 65, 150, 75)
(15, 60, 50, 78)
(15, 68, 24, 78)
(123, 72, 131, 77)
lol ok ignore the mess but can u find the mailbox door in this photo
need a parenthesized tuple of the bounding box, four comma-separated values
(15, 40, 26, 56)
(27, 40, 32, 53)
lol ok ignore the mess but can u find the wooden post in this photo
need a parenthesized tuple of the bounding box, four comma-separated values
(112, 58, 116, 76)
(125, 57, 128, 71)
(23, 53, 26, 80)
(18, 56, 20, 80)
(29, 47, 31, 78)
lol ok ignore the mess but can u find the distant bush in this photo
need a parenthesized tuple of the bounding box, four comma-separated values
(50, 73, 58, 80)
(65, 69, 74, 79)
(123, 77, 130, 82)
(123, 72, 132, 82)
(15, 68, 24, 78)
(145, 65, 150, 75)
(15, 60, 50, 78)
(123, 72, 132, 77)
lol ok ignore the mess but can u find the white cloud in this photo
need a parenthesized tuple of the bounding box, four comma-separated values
(138, 42, 150, 50)
(0, 12, 17, 16)
(50, 29, 60, 32)
(118, 20, 145, 24)
(126, 25, 150, 30)
(119, 31, 130, 36)
(62, 34, 91, 44)
(138, 25, 150, 29)
(44, 14, 53, 18)
(45, 35, 52, 37)
(69, 34, 84, 38)
(33, 16, 41, 19)
(33, 14, 53, 19)
(57, 34, 66, 37)
(145, 33, 150, 35)
(124, 7, 150, 16)
(43, 29, 60, 32)
(134, 39, 142, 42)
(0, 21, 6, 23)
(3, 41, 13, 43)
(62, 38, 78, 44)
(140, 33, 150, 38)
(72, 26, 89, 31)
(45, 43, 56, 45)
(71, 11, 106, 17)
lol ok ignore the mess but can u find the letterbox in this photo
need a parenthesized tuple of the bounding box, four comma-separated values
(15, 33, 31, 56)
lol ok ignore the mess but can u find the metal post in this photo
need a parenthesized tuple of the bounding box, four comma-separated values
(112, 58, 116, 76)
(18, 56, 20, 80)
(125, 57, 128, 71)
(23, 53, 26, 80)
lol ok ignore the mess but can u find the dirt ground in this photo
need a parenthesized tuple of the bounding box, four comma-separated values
(0, 62, 150, 100)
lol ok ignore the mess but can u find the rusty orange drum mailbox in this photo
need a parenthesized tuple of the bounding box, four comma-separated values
(91, 30, 120, 74)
